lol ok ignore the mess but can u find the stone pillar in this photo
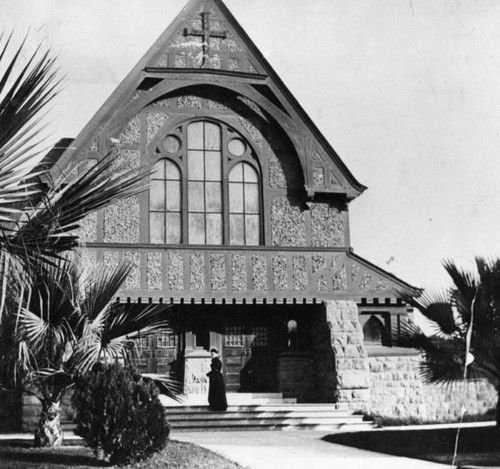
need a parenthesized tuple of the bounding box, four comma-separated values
(183, 350, 212, 396)
(323, 300, 370, 410)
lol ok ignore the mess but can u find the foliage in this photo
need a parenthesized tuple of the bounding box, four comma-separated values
(0, 32, 180, 445)
(1, 257, 174, 395)
(0, 31, 150, 319)
(396, 257, 500, 424)
(0, 32, 59, 227)
(73, 362, 169, 465)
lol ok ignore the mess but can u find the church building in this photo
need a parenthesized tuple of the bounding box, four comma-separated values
(51, 0, 425, 411)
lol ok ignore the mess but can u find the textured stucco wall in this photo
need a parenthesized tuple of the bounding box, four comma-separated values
(75, 89, 350, 251)
(270, 197, 306, 247)
(309, 202, 345, 247)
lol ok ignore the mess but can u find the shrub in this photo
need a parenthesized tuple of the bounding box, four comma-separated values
(72, 362, 169, 465)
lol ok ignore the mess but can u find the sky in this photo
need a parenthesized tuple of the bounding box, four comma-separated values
(1, 0, 500, 291)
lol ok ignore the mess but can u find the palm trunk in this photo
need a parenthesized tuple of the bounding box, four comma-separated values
(34, 399, 63, 447)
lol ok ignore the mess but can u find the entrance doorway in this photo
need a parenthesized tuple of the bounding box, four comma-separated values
(222, 325, 276, 392)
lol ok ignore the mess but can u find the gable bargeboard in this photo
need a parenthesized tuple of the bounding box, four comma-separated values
(52, 0, 416, 309)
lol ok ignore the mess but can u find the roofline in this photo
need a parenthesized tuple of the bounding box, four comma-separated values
(54, 0, 367, 198)
(347, 250, 422, 295)
(212, 0, 367, 195)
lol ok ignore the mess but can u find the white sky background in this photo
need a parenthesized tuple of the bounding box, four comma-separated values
(1, 0, 500, 292)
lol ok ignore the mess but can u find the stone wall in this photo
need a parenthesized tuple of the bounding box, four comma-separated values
(310, 301, 370, 409)
(369, 354, 498, 422)
(309, 306, 338, 403)
(22, 391, 75, 432)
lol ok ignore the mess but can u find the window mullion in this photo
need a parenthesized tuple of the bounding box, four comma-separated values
(222, 126, 230, 245)
(181, 123, 189, 244)
(241, 172, 247, 245)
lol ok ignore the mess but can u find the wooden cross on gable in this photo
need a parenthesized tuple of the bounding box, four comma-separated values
(184, 10, 228, 66)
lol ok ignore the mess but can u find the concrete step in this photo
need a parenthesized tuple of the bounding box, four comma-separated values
(165, 404, 348, 414)
(173, 423, 373, 432)
(62, 394, 367, 433)
(170, 415, 364, 425)
(160, 392, 297, 407)
(167, 410, 357, 420)
(163, 402, 373, 432)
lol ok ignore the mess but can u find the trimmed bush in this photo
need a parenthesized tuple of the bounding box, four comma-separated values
(72, 362, 169, 465)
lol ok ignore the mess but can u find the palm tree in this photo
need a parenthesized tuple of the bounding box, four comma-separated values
(396, 257, 500, 428)
(0, 258, 177, 447)
(0, 33, 149, 302)
(0, 34, 179, 445)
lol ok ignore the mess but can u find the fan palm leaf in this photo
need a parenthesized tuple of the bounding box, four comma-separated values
(396, 321, 465, 384)
(398, 257, 500, 426)
(402, 289, 459, 335)
(7, 153, 150, 263)
(80, 262, 132, 321)
(0, 33, 60, 227)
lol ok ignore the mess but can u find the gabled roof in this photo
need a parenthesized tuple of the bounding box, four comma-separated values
(55, 0, 367, 200)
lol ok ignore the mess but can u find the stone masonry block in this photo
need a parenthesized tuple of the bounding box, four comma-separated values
(338, 372, 370, 389)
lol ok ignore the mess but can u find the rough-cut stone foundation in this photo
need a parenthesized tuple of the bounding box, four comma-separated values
(369, 354, 498, 422)
(22, 391, 75, 432)
(323, 300, 370, 409)
(309, 301, 370, 409)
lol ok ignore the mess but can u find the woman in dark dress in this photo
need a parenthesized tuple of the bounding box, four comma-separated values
(207, 348, 228, 411)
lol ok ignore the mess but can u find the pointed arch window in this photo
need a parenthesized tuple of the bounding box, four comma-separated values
(149, 120, 262, 246)
(229, 162, 260, 245)
(150, 159, 181, 244)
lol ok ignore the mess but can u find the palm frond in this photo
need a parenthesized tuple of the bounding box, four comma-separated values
(475, 257, 500, 323)
(9, 153, 150, 259)
(81, 262, 131, 321)
(141, 373, 183, 402)
(403, 289, 459, 335)
(395, 321, 466, 384)
(102, 303, 171, 345)
(443, 259, 478, 324)
(0, 33, 60, 228)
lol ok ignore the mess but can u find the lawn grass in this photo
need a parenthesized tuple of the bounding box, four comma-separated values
(325, 424, 500, 466)
(0, 440, 247, 469)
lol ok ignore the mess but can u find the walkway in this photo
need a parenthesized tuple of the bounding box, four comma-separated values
(174, 430, 448, 469)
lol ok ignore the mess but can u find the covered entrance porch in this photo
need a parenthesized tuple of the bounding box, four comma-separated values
(136, 304, 321, 404)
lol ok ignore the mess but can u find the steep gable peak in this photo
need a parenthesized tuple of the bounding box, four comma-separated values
(57, 0, 366, 201)
(145, 0, 264, 74)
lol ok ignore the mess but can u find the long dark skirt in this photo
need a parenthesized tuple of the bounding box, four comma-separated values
(207, 371, 228, 411)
